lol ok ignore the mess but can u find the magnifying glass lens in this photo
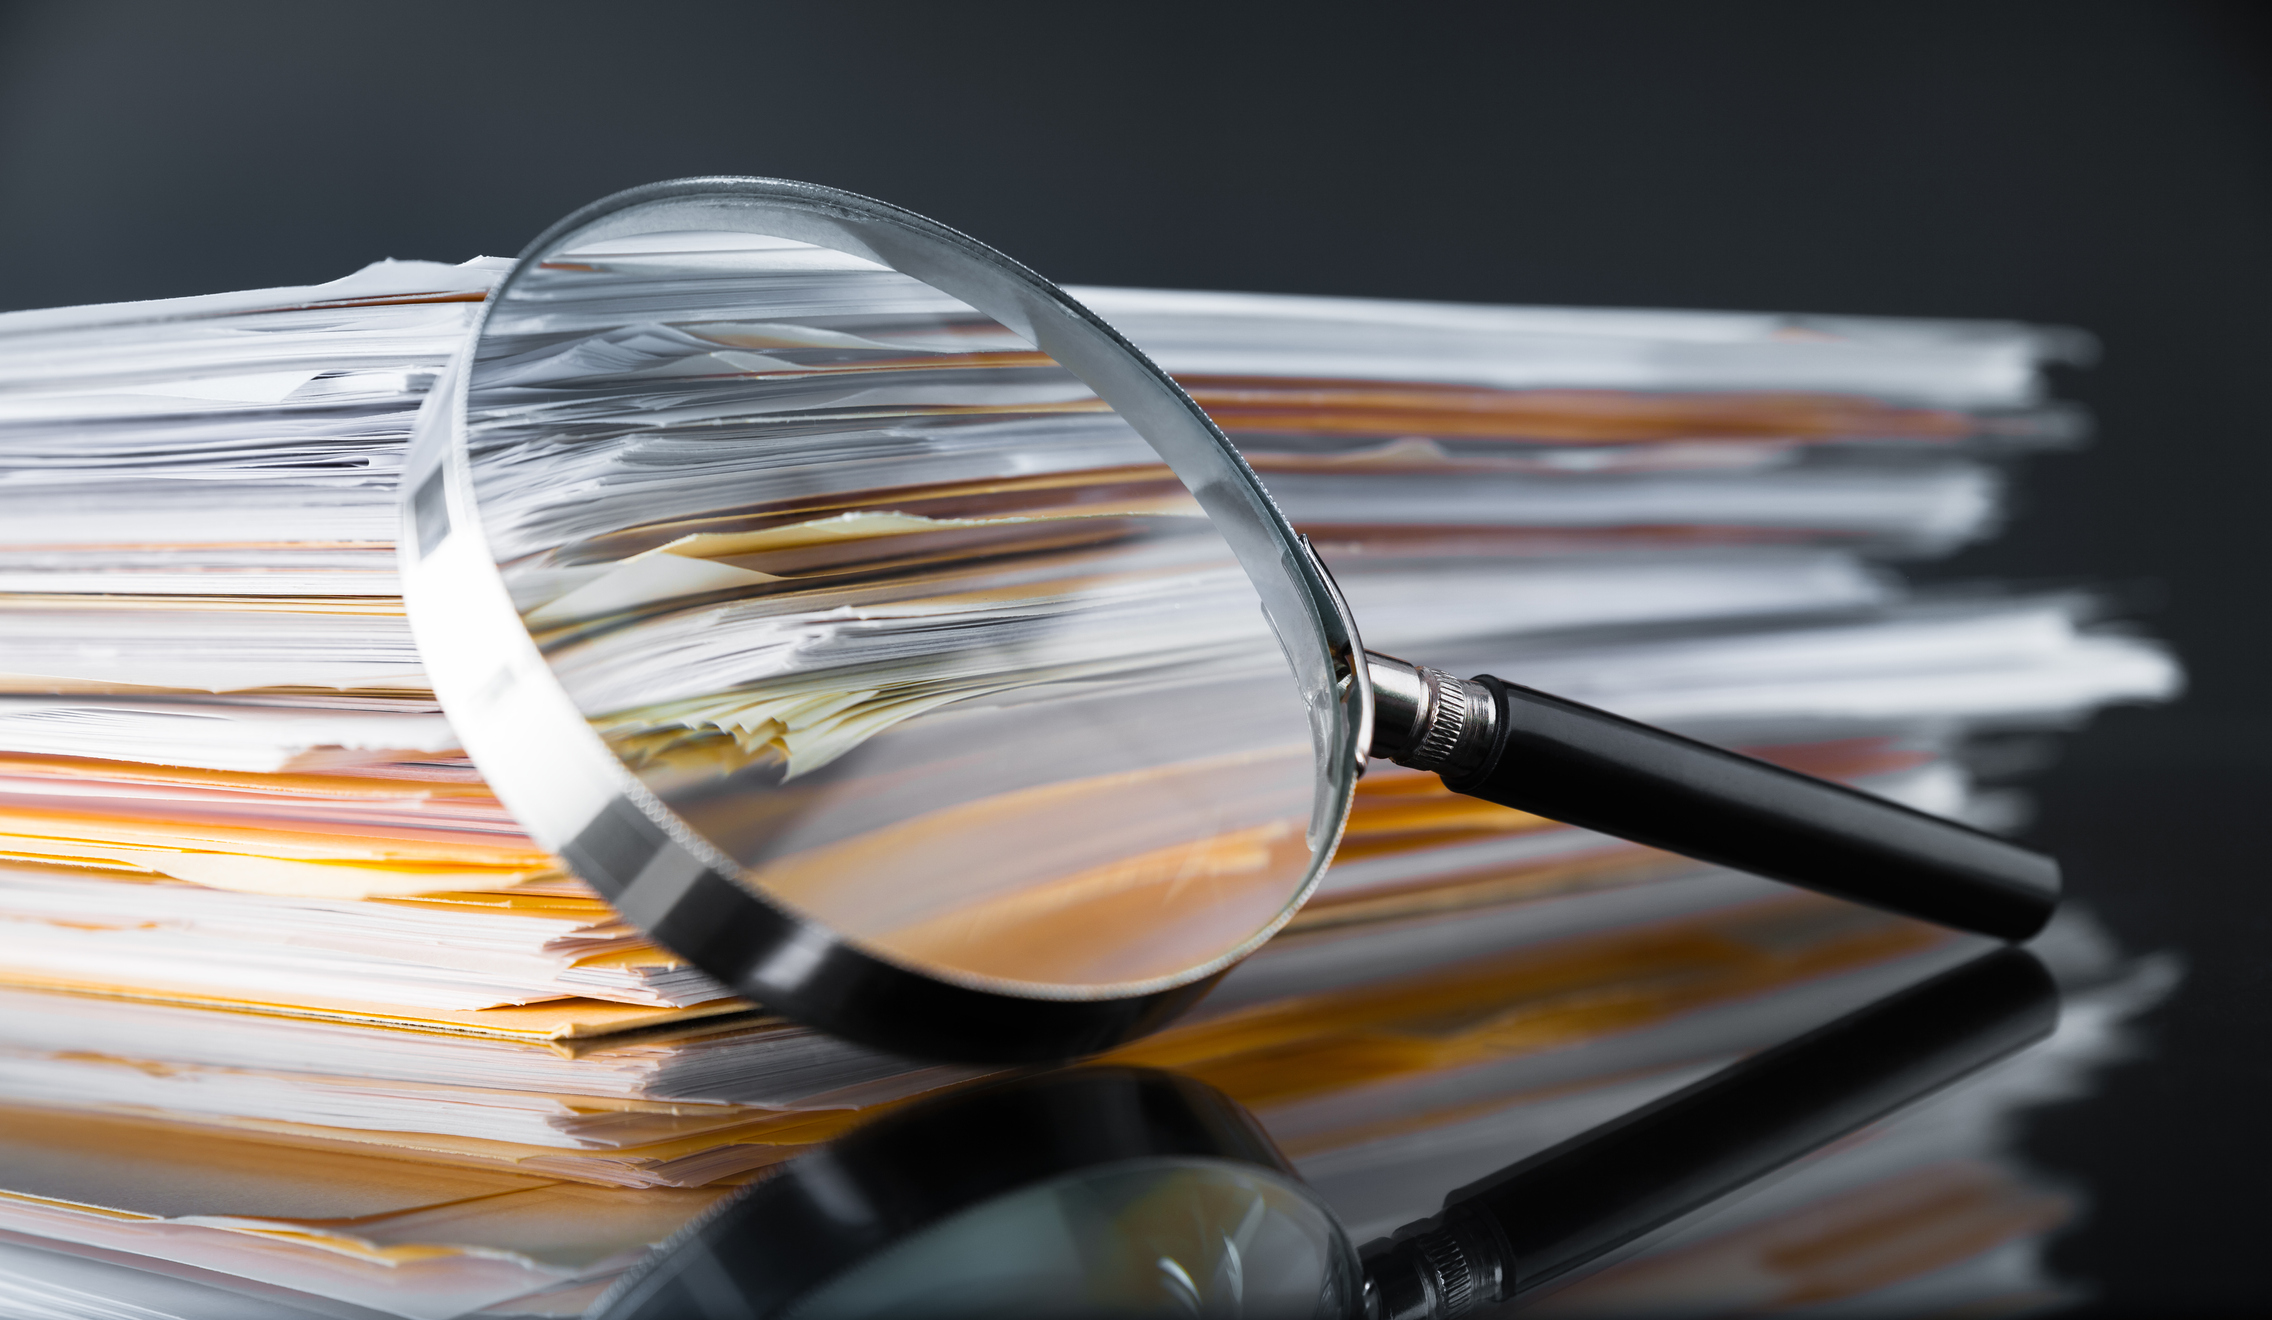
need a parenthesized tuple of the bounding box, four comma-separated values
(442, 210, 1346, 1001)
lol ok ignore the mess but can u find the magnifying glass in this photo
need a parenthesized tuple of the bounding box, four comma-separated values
(400, 177, 2060, 1063)
(584, 947, 2057, 1320)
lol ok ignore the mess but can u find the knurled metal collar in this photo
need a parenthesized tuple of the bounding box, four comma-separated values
(1401, 668, 1498, 779)
(1415, 1226, 1479, 1316)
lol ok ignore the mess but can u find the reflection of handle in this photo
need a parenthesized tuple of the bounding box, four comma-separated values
(1361, 948, 2058, 1317)
(1365, 655, 2059, 941)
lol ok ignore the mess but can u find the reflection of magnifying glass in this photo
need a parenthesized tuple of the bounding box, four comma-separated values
(587, 948, 2056, 1319)
(401, 177, 2061, 1062)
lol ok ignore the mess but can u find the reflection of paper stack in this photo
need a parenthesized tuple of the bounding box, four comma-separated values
(0, 266, 2175, 1315)
(0, 876, 2170, 1317)
(1173, 884, 2173, 1318)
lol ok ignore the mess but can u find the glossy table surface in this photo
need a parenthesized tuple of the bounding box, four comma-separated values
(598, 942, 2084, 1319)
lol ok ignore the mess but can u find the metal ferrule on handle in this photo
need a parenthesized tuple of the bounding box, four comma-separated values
(1363, 653, 2061, 941)
(1365, 655, 1499, 777)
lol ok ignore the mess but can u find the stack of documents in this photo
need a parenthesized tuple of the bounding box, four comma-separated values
(1081, 286, 2173, 920)
(0, 262, 2177, 1316)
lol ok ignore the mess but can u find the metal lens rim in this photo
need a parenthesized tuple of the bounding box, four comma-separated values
(398, 177, 1361, 1061)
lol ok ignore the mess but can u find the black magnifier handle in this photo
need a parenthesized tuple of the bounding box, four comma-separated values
(1365, 655, 2060, 941)
(1360, 947, 2058, 1318)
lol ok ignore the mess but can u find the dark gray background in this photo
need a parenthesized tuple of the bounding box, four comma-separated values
(0, 2, 2262, 1310)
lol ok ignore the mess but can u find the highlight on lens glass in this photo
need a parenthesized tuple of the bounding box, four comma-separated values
(402, 177, 2061, 1061)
